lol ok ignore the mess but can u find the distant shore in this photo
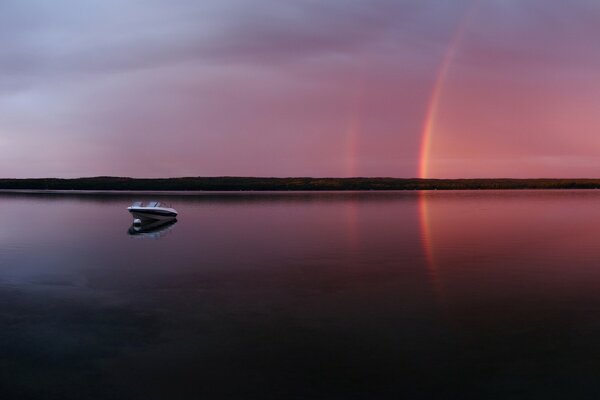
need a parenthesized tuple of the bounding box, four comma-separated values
(2, 177, 600, 191)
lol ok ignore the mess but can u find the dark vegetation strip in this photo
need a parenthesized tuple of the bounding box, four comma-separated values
(2, 177, 600, 191)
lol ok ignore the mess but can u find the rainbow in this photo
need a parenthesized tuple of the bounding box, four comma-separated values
(417, 2, 479, 310)
(345, 115, 361, 177)
(345, 79, 364, 177)
(418, 2, 479, 179)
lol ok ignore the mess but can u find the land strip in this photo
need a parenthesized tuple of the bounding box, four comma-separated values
(2, 177, 600, 191)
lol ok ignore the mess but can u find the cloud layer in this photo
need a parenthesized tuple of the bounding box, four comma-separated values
(1, 0, 598, 178)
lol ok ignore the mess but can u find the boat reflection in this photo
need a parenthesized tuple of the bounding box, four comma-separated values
(128, 218, 177, 239)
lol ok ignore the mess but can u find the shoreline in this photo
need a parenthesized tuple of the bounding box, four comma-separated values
(2, 177, 600, 191)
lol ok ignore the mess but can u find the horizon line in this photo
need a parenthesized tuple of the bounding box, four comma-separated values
(6, 176, 600, 181)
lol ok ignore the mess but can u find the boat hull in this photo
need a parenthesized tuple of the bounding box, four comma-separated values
(128, 208, 178, 222)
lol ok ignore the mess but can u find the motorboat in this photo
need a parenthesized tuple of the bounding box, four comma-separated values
(128, 201, 178, 222)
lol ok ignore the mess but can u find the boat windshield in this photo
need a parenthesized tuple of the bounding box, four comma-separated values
(131, 201, 142, 207)
(147, 201, 160, 208)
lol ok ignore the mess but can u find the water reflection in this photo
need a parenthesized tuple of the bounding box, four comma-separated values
(2, 190, 600, 398)
(418, 191, 443, 303)
(418, 190, 600, 331)
(128, 219, 178, 239)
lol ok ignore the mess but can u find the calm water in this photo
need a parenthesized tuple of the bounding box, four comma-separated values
(2, 190, 600, 399)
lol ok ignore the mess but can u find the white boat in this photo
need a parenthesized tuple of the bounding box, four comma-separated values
(128, 201, 178, 222)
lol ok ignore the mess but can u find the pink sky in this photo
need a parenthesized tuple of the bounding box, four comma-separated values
(2, 0, 600, 178)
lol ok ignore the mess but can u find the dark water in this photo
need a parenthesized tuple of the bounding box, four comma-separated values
(2, 190, 600, 399)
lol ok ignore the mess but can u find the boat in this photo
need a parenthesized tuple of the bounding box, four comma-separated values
(128, 201, 178, 222)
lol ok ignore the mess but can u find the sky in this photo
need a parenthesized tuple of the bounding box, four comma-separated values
(2, 0, 600, 178)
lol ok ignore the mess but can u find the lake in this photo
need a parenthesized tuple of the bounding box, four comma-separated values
(2, 190, 600, 399)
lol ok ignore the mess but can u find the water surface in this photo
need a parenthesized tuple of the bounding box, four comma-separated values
(2, 190, 600, 399)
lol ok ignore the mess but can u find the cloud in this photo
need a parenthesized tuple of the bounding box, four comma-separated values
(16, 0, 598, 178)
